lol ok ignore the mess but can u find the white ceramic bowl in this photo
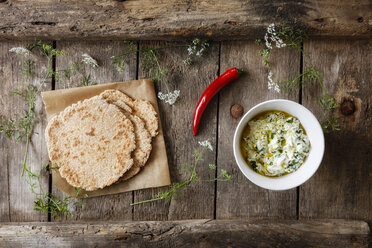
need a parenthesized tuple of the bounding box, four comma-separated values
(233, 99, 324, 190)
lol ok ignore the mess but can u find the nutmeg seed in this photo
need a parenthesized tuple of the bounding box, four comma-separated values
(340, 98, 355, 116)
(231, 104, 244, 119)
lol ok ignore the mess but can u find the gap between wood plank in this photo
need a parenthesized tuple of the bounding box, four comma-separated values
(47, 41, 57, 222)
(132, 41, 140, 219)
(296, 41, 304, 220)
(213, 41, 222, 220)
(7, 151, 10, 222)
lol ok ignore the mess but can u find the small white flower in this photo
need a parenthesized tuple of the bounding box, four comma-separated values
(196, 47, 205, 57)
(167, 90, 180, 105)
(264, 23, 286, 49)
(81, 53, 98, 68)
(187, 47, 193, 55)
(157, 92, 166, 100)
(192, 38, 200, 45)
(264, 33, 272, 50)
(198, 140, 213, 151)
(9, 47, 30, 56)
(157, 90, 180, 105)
(268, 71, 273, 83)
(275, 38, 286, 48)
(267, 71, 280, 93)
(267, 23, 276, 35)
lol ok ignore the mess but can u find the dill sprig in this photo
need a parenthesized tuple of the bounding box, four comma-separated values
(26, 162, 87, 219)
(256, 22, 340, 132)
(7, 41, 65, 176)
(131, 140, 232, 206)
(55, 54, 98, 87)
(2, 40, 89, 218)
(112, 38, 208, 105)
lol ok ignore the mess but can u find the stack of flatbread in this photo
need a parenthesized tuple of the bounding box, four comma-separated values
(45, 89, 159, 191)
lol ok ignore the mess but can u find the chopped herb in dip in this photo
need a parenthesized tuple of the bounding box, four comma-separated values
(240, 111, 310, 177)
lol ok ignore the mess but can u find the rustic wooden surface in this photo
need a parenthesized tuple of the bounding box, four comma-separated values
(0, 219, 369, 247)
(0, 37, 372, 246)
(300, 39, 372, 221)
(0, 0, 371, 40)
(0, 41, 50, 222)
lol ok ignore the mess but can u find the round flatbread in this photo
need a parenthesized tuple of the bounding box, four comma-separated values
(128, 114, 151, 167)
(120, 166, 141, 181)
(133, 99, 159, 137)
(118, 114, 151, 181)
(97, 91, 153, 181)
(99, 89, 159, 137)
(45, 98, 136, 191)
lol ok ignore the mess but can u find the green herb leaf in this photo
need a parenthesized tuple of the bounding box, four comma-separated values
(208, 164, 217, 170)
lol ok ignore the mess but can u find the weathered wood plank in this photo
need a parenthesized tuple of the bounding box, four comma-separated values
(216, 41, 300, 219)
(0, 219, 369, 247)
(0, 41, 50, 221)
(0, 0, 371, 40)
(134, 41, 219, 220)
(0, 42, 11, 222)
(53, 40, 137, 220)
(300, 39, 372, 222)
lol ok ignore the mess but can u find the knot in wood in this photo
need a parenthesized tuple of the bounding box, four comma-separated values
(231, 104, 244, 119)
(340, 98, 355, 116)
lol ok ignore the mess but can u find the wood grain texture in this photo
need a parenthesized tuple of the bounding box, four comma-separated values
(0, 0, 371, 40)
(300, 39, 372, 222)
(216, 41, 300, 219)
(0, 41, 50, 221)
(53, 40, 137, 221)
(134, 41, 219, 220)
(0, 219, 369, 247)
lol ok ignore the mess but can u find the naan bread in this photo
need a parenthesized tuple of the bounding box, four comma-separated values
(45, 98, 135, 191)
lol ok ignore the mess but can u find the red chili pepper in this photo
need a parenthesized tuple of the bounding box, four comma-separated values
(193, 67, 242, 136)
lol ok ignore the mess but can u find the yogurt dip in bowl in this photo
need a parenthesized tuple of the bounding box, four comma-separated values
(233, 99, 324, 190)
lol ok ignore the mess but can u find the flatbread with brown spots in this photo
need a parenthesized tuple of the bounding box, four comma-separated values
(99, 89, 159, 137)
(95, 92, 153, 181)
(45, 98, 135, 191)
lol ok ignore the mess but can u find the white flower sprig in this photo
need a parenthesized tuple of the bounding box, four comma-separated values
(184, 38, 209, 65)
(257, 22, 340, 132)
(265, 24, 286, 50)
(9, 47, 31, 56)
(157, 90, 180, 105)
(81, 53, 98, 68)
(198, 140, 213, 151)
(262, 23, 286, 94)
(267, 71, 280, 93)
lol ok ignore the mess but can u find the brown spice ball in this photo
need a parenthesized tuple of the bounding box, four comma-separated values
(340, 98, 355, 116)
(231, 104, 244, 119)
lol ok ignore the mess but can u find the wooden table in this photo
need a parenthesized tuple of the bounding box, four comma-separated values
(0, 1, 371, 247)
